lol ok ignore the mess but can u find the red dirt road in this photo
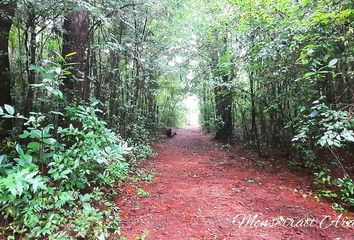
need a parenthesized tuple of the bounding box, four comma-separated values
(117, 127, 354, 240)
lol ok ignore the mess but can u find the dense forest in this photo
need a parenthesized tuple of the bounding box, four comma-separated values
(0, 0, 353, 239)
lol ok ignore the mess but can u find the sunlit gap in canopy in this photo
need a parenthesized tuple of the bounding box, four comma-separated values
(182, 95, 200, 127)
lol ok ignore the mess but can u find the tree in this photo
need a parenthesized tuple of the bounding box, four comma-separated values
(0, 1, 16, 135)
(0, 1, 16, 106)
(62, 10, 90, 101)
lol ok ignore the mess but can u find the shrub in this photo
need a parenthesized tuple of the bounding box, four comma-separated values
(293, 101, 354, 210)
(0, 103, 130, 239)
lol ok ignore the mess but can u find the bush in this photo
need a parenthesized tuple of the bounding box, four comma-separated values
(0, 103, 130, 239)
(293, 101, 354, 210)
(126, 116, 155, 163)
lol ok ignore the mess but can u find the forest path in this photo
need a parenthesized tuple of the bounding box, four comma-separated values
(116, 127, 354, 240)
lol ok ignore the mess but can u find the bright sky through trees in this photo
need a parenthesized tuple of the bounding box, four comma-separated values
(183, 95, 200, 126)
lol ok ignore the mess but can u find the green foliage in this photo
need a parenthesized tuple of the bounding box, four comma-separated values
(52, 103, 130, 189)
(2, 0, 354, 236)
(201, 115, 223, 134)
(156, 75, 188, 128)
(294, 103, 354, 143)
(136, 188, 150, 198)
(2, 1, 194, 239)
(315, 167, 354, 211)
(29, 63, 66, 100)
(126, 116, 155, 163)
(180, 0, 354, 208)
(0, 103, 129, 238)
(293, 102, 354, 162)
(293, 102, 354, 210)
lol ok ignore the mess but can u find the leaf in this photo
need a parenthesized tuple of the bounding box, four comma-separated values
(45, 86, 54, 92)
(43, 138, 56, 145)
(0, 107, 3, 115)
(328, 59, 338, 68)
(19, 133, 30, 139)
(30, 83, 46, 88)
(28, 142, 41, 151)
(30, 130, 42, 138)
(54, 67, 62, 75)
(60, 169, 71, 179)
(80, 193, 92, 202)
(53, 51, 65, 62)
(309, 110, 319, 118)
(62, 70, 72, 76)
(30, 177, 44, 192)
(0, 155, 7, 165)
(342, 130, 354, 142)
(303, 72, 316, 78)
(4, 104, 15, 115)
(16, 145, 25, 156)
(65, 52, 77, 58)
(49, 111, 64, 116)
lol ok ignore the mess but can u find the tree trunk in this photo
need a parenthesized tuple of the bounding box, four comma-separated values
(250, 74, 261, 155)
(0, 2, 15, 105)
(214, 75, 233, 141)
(61, 11, 90, 101)
(213, 31, 233, 141)
(0, 2, 16, 135)
(24, 8, 36, 114)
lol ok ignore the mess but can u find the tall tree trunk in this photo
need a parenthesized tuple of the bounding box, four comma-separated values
(61, 11, 90, 102)
(24, 7, 36, 114)
(0, 2, 16, 135)
(213, 32, 233, 141)
(0, 2, 15, 105)
(250, 74, 261, 155)
(214, 75, 233, 141)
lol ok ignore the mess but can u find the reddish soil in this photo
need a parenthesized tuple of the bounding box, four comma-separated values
(116, 127, 354, 240)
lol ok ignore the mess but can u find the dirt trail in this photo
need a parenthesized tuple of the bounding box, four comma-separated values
(116, 127, 354, 240)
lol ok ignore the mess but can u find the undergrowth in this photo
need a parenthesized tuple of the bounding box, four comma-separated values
(0, 57, 157, 239)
